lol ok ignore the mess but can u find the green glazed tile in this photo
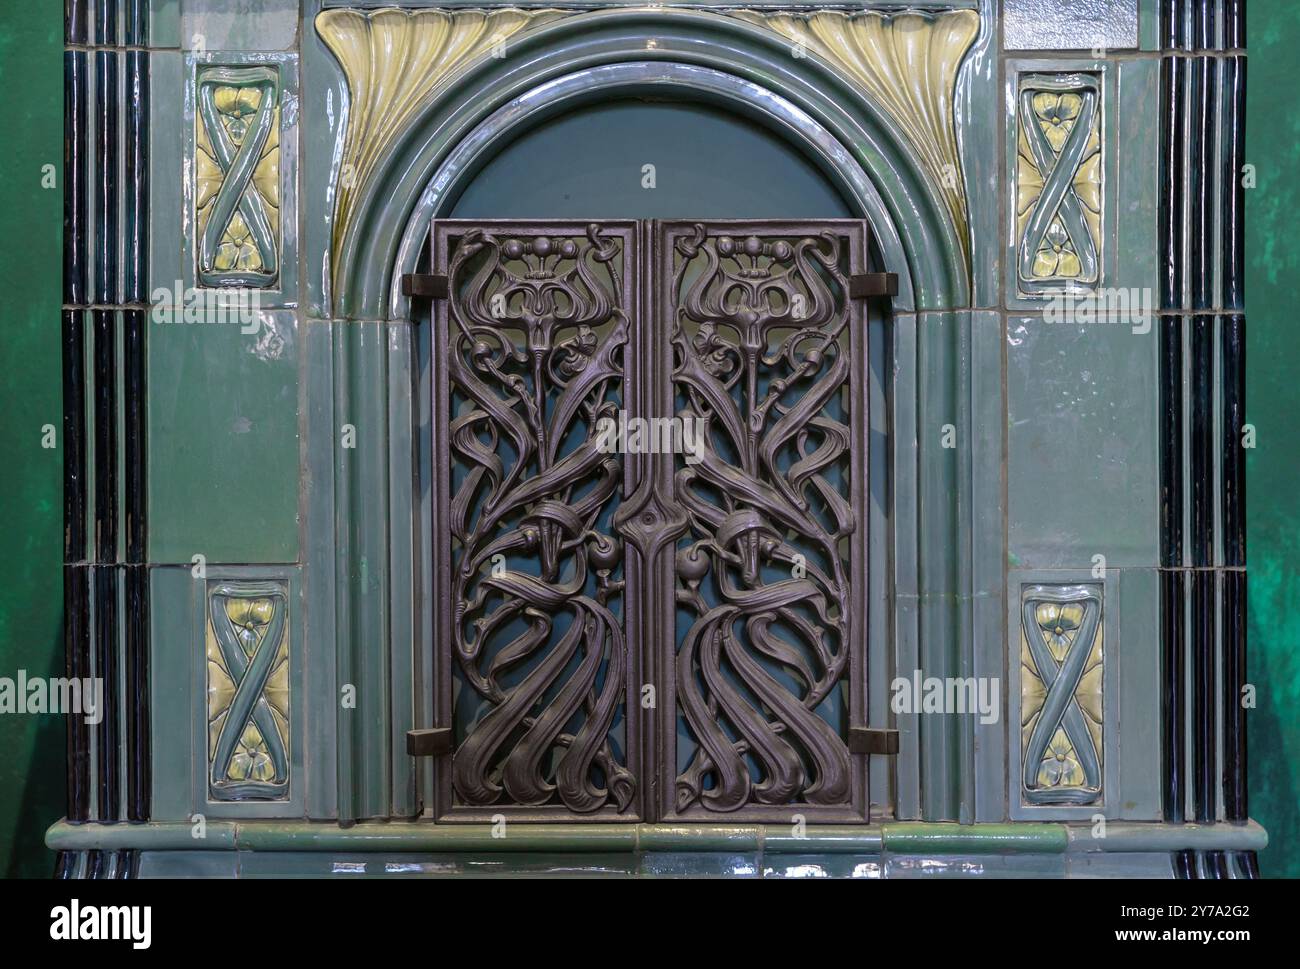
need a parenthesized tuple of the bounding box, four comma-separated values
(147, 309, 300, 564)
(1007, 315, 1159, 568)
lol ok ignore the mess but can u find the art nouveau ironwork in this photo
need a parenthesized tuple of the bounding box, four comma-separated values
(430, 221, 641, 820)
(46, 0, 1268, 882)
(425, 219, 870, 822)
(656, 221, 869, 820)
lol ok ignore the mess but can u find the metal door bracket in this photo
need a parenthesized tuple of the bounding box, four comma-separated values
(849, 272, 898, 299)
(406, 727, 453, 757)
(849, 727, 900, 755)
(401, 273, 448, 299)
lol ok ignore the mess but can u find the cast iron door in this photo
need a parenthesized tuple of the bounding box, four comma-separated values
(427, 219, 871, 823)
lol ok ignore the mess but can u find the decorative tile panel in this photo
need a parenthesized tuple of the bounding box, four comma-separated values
(195, 65, 282, 288)
(315, 7, 979, 295)
(1015, 73, 1102, 295)
(206, 581, 290, 800)
(1019, 584, 1103, 806)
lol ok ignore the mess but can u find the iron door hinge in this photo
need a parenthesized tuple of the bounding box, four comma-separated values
(848, 727, 900, 756)
(849, 272, 899, 299)
(406, 727, 453, 757)
(401, 273, 449, 300)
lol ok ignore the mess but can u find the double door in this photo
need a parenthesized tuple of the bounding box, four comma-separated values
(424, 219, 876, 823)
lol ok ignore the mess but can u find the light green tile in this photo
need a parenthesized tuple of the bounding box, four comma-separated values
(150, 0, 181, 48)
(149, 567, 195, 821)
(138, 849, 237, 878)
(1118, 568, 1162, 819)
(1007, 315, 1159, 568)
(148, 52, 184, 296)
(1003, 0, 1139, 50)
(1115, 58, 1160, 296)
(762, 855, 882, 878)
(1066, 851, 1175, 877)
(182, 0, 299, 51)
(916, 311, 964, 821)
(957, 10, 1000, 308)
(883, 853, 1067, 878)
(302, 319, 338, 818)
(1138, 0, 1161, 52)
(147, 310, 301, 564)
(638, 852, 760, 878)
(971, 310, 1007, 821)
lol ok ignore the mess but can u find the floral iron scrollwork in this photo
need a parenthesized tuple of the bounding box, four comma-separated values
(435, 222, 638, 817)
(663, 222, 868, 818)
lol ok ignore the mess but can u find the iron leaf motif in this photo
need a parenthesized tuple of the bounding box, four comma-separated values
(444, 224, 635, 814)
(668, 224, 859, 814)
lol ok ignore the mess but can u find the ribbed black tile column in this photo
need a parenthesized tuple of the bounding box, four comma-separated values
(62, 25, 90, 831)
(62, 564, 90, 822)
(1159, 0, 1253, 879)
(124, 52, 148, 305)
(61, 0, 152, 872)
(1220, 0, 1250, 880)
(95, 0, 115, 46)
(92, 308, 119, 822)
(1190, 310, 1214, 824)
(1220, 0, 1248, 838)
(66, 2, 87, 47)
(125, 0, 146, 47)
(1157, 0, 1188, 829)
(123, 23, 151, 820)
(63, 54, 87, 307)
(93, 51, 117, 305)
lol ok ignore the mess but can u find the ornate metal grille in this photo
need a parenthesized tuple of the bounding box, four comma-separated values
(653, 221, 869, 821)
(428, 220, 871, 822)
(430, 222, 642, 821)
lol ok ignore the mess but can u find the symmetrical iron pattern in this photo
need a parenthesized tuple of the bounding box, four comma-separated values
(428, 220, 870, 823)
(659, 221, 868, 820)
(432, 222, 639, 818)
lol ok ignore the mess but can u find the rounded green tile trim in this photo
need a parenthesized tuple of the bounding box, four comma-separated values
(318, 7, 971, 319)
(46, 819, 1267, 855)
(882, 822, 1068, 855)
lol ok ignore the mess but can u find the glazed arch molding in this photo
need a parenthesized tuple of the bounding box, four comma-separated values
(314, 5, 982, 318)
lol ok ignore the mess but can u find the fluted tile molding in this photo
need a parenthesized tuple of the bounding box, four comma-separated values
(316, 7, 568, 271)
(315, 6, 980, 292)
(730, 9, 979, 265)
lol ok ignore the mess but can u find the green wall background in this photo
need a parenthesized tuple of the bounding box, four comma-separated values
(1243, 0, 1300, 879)
(0, 2, 1295, 877)
(0, 2, 65, 878)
